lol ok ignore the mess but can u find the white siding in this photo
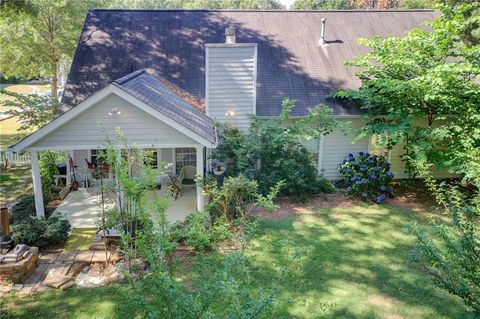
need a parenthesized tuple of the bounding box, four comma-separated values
(320, 119, 369, 179)
(389, 142, 408, 179)
(206, 45, 257, 132)
(31, 94, 197, 149)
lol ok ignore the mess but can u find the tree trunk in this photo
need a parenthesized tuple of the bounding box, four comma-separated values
(51, 60, 58, 102)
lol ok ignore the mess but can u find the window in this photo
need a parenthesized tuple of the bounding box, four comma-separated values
(369, 135, 390, 159)
(175, 148, 196, 174)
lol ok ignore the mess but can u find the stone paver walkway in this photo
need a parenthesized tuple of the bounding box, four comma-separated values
(0, 250, 111, 295)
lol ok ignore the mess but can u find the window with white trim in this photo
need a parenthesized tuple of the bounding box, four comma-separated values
(175, 148, 196, 174)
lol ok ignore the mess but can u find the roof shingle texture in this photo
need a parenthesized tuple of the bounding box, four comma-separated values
(113, 70, 216, 144)
(63, 9, 437, 116)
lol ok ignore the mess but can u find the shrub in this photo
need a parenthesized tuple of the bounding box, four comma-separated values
(10, 194, 53, 224)
(254, 137, 331, 199)
(171, 213, 232, 252)
(338, 152, 394, 202)
(11, 216, 71, 249)
(213, 99, 339, 199)
(203, 175, 258, 220)
(10, 195, 37, 224)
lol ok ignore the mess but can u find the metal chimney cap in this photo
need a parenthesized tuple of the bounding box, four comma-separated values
(225, 27, 236, 36)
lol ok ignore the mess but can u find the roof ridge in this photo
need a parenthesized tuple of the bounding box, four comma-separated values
(89, 8, 436, 13)
(112, 69, 145, 85)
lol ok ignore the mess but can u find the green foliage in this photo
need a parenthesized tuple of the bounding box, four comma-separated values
(203, 175, 259, 219)
(10, 195, 38, 224)
(408, 157, 480, 315)
(202, 175, 284, 220)
(291, 0, 350, 9)
(11, 216, 71, 249)
(214, 98, 337, 199)
(126, 208, 300, 319)
(338, 152, 394, 203)
(102, 0, 283, 9)
(334, 5, 480, 180)
(39, 151, 64, 202)
(212, 124, 252, 177)
(0, 90, 59, 132)
(170, 213, 232, 251)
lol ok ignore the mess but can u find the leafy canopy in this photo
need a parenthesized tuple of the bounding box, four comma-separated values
(334, 4, 480, 180)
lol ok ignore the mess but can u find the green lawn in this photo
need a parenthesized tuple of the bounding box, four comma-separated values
(247, 202, 467, 318)
(1, 201, 469, 318)
(0, 84, 50, 148)
(0, 165, 32, 206)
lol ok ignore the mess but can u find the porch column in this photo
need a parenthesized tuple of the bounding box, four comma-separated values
(66, 150, 74, 187)
(30, 150, 45, 217)
(196, 145, 205, 212)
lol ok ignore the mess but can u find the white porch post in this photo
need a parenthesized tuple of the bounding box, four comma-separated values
(196, 145, 205, 212)
(66, 150, 74, 187)
(30, 150, 45, 217)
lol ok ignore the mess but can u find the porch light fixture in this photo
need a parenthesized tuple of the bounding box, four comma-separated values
(108, 107, 122, 117)
(225, 111, 235, 117)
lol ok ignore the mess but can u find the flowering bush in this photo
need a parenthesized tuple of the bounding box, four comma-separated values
(337, 152, 394, 203)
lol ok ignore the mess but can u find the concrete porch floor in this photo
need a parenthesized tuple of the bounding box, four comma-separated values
(52, 186, 197, 228)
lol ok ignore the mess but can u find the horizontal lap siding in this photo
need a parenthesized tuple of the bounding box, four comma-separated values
(389, 142, 407, 179)
(207, 46, 256, 132)
(32, 94, 196, 148)
(321, 119, 369, 179)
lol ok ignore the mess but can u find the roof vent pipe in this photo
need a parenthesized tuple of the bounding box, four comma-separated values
(225, 27, 236, 44)
(318, 18, 326, 46)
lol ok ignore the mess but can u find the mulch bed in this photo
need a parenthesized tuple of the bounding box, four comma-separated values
(251, 180, 439, 221)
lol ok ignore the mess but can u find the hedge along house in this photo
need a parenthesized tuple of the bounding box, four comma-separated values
(10, 9, 439, 219)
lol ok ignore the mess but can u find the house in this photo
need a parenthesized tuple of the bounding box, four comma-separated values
(9, 9, 438, 220)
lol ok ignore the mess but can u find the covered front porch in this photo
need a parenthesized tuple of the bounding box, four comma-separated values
(8, 70, 218, 227)
(51, 185, 196, 228)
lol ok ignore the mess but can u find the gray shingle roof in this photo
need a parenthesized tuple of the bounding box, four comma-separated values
(63, 9, 437, 116)
(113, 70, 216, 144)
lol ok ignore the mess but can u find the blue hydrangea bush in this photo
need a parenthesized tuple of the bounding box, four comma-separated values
(337, 152, 394, 203)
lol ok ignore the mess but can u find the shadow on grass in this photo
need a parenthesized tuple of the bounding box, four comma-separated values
(247, 202, 469, 318)
(0, 165, 32, 206)
(1, 285, 133, 319)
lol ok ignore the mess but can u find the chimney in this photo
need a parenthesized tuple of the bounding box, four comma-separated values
(318, 18, 327, 46)
(205, 28, 257, 132)
(225, 27, 236, 44)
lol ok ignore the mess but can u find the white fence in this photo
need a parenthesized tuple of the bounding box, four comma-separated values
(0, 149, 31, 165)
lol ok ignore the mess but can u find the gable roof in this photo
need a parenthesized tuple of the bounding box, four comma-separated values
(113, 69, 216, 144)
(10, 70, 216, 152)
(63, 9, 437, 117)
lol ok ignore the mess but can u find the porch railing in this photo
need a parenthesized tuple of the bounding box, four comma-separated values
(0, 149, 31, 165)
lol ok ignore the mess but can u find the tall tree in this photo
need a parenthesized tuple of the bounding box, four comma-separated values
(291, 0, 350, 10)
(0, 0, 95, 100)
(334, 4, 480, 180)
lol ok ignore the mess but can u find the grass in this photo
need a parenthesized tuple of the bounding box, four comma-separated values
(0, 84, 50, 206)
(0, 286, 134, 319)
(64, 228, 98, 250)
(0, 84, 50, 148)
(246, 202, 467, 318)
(0, 165, 32, 206)
(1, 201, 469, 318)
